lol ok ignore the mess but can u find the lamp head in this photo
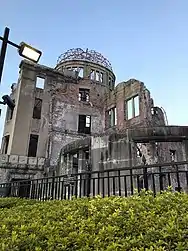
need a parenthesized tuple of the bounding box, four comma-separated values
(18, 42, 42, 63)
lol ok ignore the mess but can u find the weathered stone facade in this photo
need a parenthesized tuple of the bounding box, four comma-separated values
(59, 126, 188, 195)
(59, 126, 188, 171)
(0, 48, 187, 190)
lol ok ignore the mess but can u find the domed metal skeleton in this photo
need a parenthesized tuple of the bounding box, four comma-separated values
(57, 48, 113, 71)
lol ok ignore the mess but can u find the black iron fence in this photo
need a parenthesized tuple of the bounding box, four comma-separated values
(1, 161, 188, 200)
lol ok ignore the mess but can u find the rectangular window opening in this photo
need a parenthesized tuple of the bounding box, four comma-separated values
(127, 99, 133, 120)
(114, 107, 117, 125)
(85, 150, 89, 160)
(90, 70, 95, 80)
(78, 88, 90, 102)
(28, 134, 39, 157)
(36, 77, 45, 89)
(109, 77, 112, 89)
(78, 68, 84, 78)
(107, 107, 117, 127)
(99, 72, 103, 82)
(134, 96, 139, 117)
(126, 95, 140, 120)
(33, 98, 42, 119)
(72, 67, 78, 72)
(96, 71, 100, 82)
(3, 135, 10, 154)
(170, 149, 176, 162)
(86, 115, 91, 127)
(78, 115, 91, 134)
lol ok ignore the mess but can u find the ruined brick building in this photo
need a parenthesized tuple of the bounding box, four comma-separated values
(0, 48, 188, 191)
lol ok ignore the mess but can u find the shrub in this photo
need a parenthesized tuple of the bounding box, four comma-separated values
(0, 191, 188, 250)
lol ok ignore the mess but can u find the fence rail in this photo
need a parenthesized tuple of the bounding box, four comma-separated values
(1, 161, 188, 200)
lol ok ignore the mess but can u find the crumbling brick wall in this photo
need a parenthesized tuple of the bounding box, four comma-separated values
(47, 74, 107, 168)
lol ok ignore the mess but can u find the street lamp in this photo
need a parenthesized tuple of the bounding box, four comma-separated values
(0, 27, 42, 84)
(18, 42, 42, 63)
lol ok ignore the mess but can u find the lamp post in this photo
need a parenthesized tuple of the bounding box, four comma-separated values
(0, 27, 42, 85)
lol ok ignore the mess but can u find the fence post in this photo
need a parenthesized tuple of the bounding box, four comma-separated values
(143, 166, 148, 190)
(159, 166, 164, 191)
(51, 172, 55, 200)
(87, 173, 91, 197)
(175, 164, 181, 192)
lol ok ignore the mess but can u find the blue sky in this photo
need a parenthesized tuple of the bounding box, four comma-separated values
(0, 0, 188, 141)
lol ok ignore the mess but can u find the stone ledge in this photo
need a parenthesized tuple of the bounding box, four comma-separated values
(0, 154, 45, 170)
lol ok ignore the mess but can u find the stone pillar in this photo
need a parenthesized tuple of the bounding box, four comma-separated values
(67, 153, 73, 175)
(78, 150, 85, 197)
(78, 150, 85, 173)
(60, 154, 67, 175)
(88, 148, 92, 171)
(87, 148, 92, 197)
(182, 140, 188, 162)
(181, 140, 188, 192)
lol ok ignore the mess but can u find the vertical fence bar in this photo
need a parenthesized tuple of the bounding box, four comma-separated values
(32, 182, 36, 199)
(10, 183, 13, 197)
(152, 173, 156, 196)
(79, 174, 82, 198)
(175, 164, 181, 192)
(45, 179, 48, 200)
(186, 171, 188, 189)
(97, 172, 100, 196)
(71, 183, 74, 199)
(118, 170, 121, 196)
(137, 175, 140, 193)
(63, 184, 66, 200)
(112, 176, 115, 195)
(16, 182, 19, 197)
(36, 180, 39, 200)
(37, 180, 40, 200)
(124, 176, 127, 197)
(33, 181, 36, 199)
(30, 181, 33, 199)
(11, 182, 14, 197)
(83, 177, 86, 197)
(167, 173, 171, 188)
(17, 182, 19, 197)
(35, 181, 38, 199)
(41, 179, 46, 201)
(8, 183, 10, 197)
(40, 179, 43, 200)
(87, 173, 91, 198)
(48, 181, 52, 199)
(51, 175, 55, 200)
(130, 169, 133, 195)
(67, 184, 70, 200)
(54, 177, 58, 200)
(143, 166, 148, 190)
(107, 171, 110, 197)
(57, 177, 61, 200)
(60, 180, 64, 200)
(159, 166, 164, 192)
(93, 178, 95, 197)
(21, 182, 26, 198)
(102, 176, 105, 198)
(74, 176, 78, 198)
(26, 181, 29, 198)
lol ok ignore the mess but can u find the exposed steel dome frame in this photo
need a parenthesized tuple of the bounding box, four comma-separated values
(57, 48, 113, 71)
